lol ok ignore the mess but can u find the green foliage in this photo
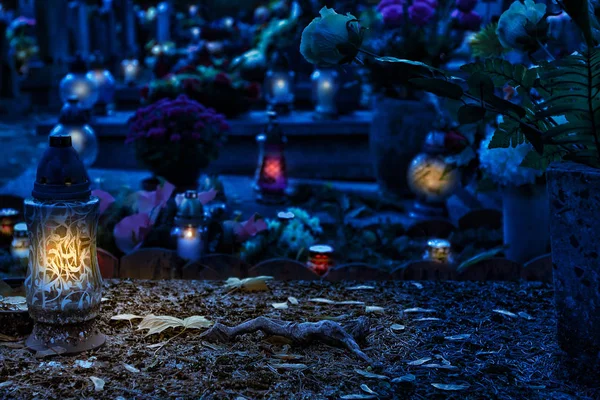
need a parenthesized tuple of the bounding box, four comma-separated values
(560, 0, 600, 47)
(470, 23, 507, 59)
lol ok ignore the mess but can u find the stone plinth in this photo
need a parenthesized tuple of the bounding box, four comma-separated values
(547, 161, 600, 362)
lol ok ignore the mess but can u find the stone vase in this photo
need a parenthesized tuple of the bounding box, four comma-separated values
(547, 162, 600, 363)
(502, 183, 550, 264)
(369, 95, 437, 199)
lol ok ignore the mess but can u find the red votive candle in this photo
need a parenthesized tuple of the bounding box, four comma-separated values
(308, 245, 334, 275)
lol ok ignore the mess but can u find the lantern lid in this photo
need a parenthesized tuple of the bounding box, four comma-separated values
(264, 111, 286, 144)
(58, 96, 89, 125)
(13, 222, 28, 238)
(32, 135, 91, 201)
(175, 190, 205, 226)
(89, 51, 106, 70)
(69, 53, 88, 74)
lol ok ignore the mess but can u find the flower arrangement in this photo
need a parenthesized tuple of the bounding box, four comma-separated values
(127, 95, 229, 187)
(363, 0, 482, 96)
(141, 64, 261, 117)
(6, 16, 37, 75)
(240, 207, 322, 264)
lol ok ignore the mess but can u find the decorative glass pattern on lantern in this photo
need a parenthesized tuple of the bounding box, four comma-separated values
(256, 112, 288, 203)
(0, 208, 19, 238)
(23, 134, 105, 355)
(171, 191, 205, 262)
(11, 222, 30, 262)
(121, 58, 140, 85)
(59, 53, 99, 110)
(86, 52, 116, 115)
(311, 68, 339, 119)
(49, 97, 98, 167)
(407, 130, 460, 217)
(264, 52, 295, 114)
(307, 245, 334, 275)
(424, 238, 452, 264)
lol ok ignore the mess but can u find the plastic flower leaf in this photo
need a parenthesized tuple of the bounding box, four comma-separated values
(137, 180, 175, 216)
(92, 190, 115, 215)
(232, 213, 269, 243)
(300, 7, 363, 67)
(224, 276, 273, 292)
(113, 213, 153, 254)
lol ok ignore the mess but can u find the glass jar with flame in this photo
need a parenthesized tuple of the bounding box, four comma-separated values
(59, 53, 99, 111)
(256, 112, 288, 204)
(264, 51, 295, 115)
(24, 134, 105, 354)
(171, 191, 206, 262)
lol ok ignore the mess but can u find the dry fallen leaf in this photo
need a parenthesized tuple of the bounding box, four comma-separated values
(2, 296, 26, 304)
(354, 369, 389, 380)
(407, 357, 432, 366)
(431, 383, 470, 391)
(90, 376, 105, 392)
(365, 306, 385, 314)
(111, 314, 144, 321)
(123, 363, 140, 373)
(273, 353, 303, 361)
(518, 311, 534, 320)
(137, 315, 213, 336)
(75, 360, 93, 369)
(445, 334, 471, 341)
(272, 302, 289, 310)
(420, 364, 458, 370)
(309, 298, 364, 306)
(225, 276, 273, 292)
(270, 363, 309, 371)
(0, 381, 12, 389)
(411, 282, 423, 289)
(360, 384, 378, 395)
(404, 307, 436, 313)
(392, 374, 416, 383)
(390, 324, 405, 332)
(414, 317, 442, 322)
(493, 309, 518, 318)
(287, 297, 299, 305)
(347, 285, 375, 290)
(309, 298, 336, 304)
(340, 395, 376, 400)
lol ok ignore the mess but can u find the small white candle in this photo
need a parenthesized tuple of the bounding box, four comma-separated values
(272, 79, 289, 102)
(177, 228, 202, 262)
(122, 59, 139, 83)
(191, 27, 201, 41)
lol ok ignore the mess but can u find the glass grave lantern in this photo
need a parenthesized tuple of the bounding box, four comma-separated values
(0, 208, 20, 241)
(121, 58, 140, 86)
(49, 96, 98, 167)
(407, 130, 460, 218)
(255, 111, 288, 204)
(264, 51, 295, 115)
(311, 68, 339, 120)
(307, 245, 334, 276)
(59, 53, 99, 114)
(24, 134, 105, 354)
(424, 238, 452, 264)
(11, 222, 30, 266)
(171, 190, 206, 263)
(86, 52, 116, 115)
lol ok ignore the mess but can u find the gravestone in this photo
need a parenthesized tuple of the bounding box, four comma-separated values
(0, 16, 22, 113)
(115, 0, 138, 57)
(68, 0, 90, 59)
(90, 0, 118, 68)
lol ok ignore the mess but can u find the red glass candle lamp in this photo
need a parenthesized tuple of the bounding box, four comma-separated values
(256, 111, 288, 204)
(307, 245, 334, 275)
(0, 208, 20, 244)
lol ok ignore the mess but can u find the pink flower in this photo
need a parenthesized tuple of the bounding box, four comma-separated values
(137, 181, 176, 220)
(174, 189, 218, 207)
(230, 213, 268, 243)
(113, 213, 153, 254)
(92, 190, 115, 215)
(381, 5, 404, 27)
(408, 2, 435, 26)
(377, 0, 404, 12)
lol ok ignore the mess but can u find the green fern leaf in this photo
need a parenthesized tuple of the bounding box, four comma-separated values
(470, 23, 507, 58)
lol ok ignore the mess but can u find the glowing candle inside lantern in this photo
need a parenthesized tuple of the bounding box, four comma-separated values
(308, 245, 334, 275)
(424, 238, 452, 263)
(312, 68, 339, 118)
(191, 27, 201, 41)
(11, 222, 30, 262)
(0, 208, 19, 238)
(177, 226, 202, 262)
(189, 4, 198, 16)
(122, 59, 140, 84)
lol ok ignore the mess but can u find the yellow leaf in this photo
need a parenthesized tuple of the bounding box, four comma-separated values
(270, 363, 309, 371)
(111, 314, 144, 321)
(365, 306, 385, 314)
(183, 316, 213, 329)
(390, 324, 405, 332)
(431, 383, 470, 391)
(225, 276, 273, 292)
(89, 376, 105, 392)
(407, 357, 432, 366)
(287, 297, 299, 305)
(137, 315, 212, 336)
(272, 302, 289, 310)
(354, 369, 389, 380)
(123, 363, 140, 373)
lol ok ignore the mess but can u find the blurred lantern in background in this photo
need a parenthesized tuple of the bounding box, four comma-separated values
(121, 57, 140, 85)
(307, 245, 334, 275)
(255, 112, 288, 204)
(311, 68, 339, 120)
(10, 222, 29, 266)
(49, 96, 98, 167)
(59, 53, 99, 112)
(0, 208, 20, 243)
(264, 51, 295, 115)
(86, 52, 116, 116)
(24, 135, 105, 354)
(407, 130, 461, 218)
(172, 190, 206, 262)
(424, 238, 452, 264)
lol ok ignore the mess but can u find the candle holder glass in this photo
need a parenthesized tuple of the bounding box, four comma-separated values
(172, 191, 205, 263)
(24, 135, 105, 354)
(10, 222, 30, 268)
(311, 68, 339, 120)
(121, 58, 140, 86)
(86, 52, 116, 116)
(307, 245, 334, 275)
(264, 52, 295, 115)
(0, 208, 20, 243)
(59, 54, 99, 112)
(256, 112, 288, 204)
(424, 238, 452, 264)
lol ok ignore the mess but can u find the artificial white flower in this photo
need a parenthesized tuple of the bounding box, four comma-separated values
(479, 132, 544, 187)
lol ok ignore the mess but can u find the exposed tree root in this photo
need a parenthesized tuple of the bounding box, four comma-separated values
(201, 316, 372, 362)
